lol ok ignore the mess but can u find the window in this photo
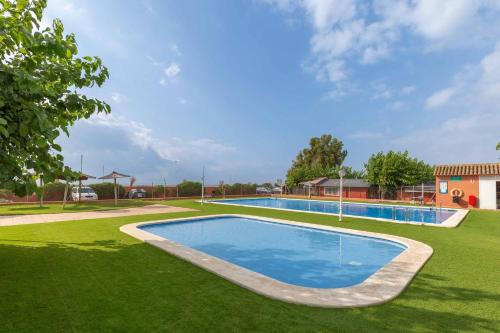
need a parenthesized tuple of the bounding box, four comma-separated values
(439, 181, 448, 194)
(324, 187, 339, 196)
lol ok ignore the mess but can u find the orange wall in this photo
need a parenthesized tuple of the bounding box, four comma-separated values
(435, 176, 479, 208)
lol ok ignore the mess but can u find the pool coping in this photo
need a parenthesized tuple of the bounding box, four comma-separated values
(120, 214, 433, 308)
(206, 197, 469, 228)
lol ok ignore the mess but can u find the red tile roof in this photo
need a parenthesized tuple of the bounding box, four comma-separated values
(434, 163, 500, 176)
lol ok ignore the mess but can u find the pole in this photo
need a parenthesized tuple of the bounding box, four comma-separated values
(78, 154, 83, 203)
(39, 175, 44, 208)
(114, 177, 117, 206)
(339, 169, 345, 222)
(421, 182, 424, 204)
(201, 166, 205, 204)
(163, 178, 167, 198)
(62, 181, 68, 208)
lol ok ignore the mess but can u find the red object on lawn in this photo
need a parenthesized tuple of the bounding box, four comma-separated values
(468, 195, 476, 207)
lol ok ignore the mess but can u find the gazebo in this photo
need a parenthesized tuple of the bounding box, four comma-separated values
(99, 171, 130, 205)
(59, 173, 96, 208)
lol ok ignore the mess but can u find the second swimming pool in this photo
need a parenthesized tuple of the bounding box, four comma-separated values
(209, 197, 458, 224)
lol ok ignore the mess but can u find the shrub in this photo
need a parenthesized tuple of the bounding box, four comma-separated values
(90, 183, 125, 199)
(226, 183, 257, 195)
(177, 180, 202, 197)
(42, 182, 67, 201)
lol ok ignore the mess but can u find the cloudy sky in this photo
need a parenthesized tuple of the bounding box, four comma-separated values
(48, 0, 500, 184)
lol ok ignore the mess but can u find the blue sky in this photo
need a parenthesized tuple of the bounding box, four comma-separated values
(47, 0, 500, 184)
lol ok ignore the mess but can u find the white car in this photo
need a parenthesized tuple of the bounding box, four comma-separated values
(71, 186, 98, 201)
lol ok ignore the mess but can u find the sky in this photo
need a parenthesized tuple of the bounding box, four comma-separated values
(46, 0, 500, 185)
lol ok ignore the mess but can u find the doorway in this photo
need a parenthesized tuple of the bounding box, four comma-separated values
(496, 181, 500, 209)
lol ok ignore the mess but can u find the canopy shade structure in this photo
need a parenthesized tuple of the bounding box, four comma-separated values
(99, 171, 131, 205)
(58, 173, 97, 181)
(99, 171, 131, 180)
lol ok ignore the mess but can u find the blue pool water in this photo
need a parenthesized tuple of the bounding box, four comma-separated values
(211, 198, 456, 224)
(140, 216, 406, 288)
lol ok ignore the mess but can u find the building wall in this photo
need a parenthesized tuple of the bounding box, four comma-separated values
(478, 176, 500, 209)
(318, 187, 368, 199)
(435, 176, 479, 208)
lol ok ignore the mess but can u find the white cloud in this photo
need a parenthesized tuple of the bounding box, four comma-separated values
(179, 98, 188, 105)
(262, 0, 500, 88)
(394, 43, 500, 162)
(86, 114, 234, 162)
(164, 62, 181, 78)
(349, 130, 383, 140)
(371, 81, 392, 100)
(401, 85, 416, 95)
(426, 87, 455, 109)
(159, 78, 166, 86)
(58, 114, 246, 183)
(170, 43, 181, 56)
(390, 100, 405, 111)
(111, 92, 124, 103)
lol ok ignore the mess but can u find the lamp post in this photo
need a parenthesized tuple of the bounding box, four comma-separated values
(201, 165, 205, 205)
(339, 169, 346, 222)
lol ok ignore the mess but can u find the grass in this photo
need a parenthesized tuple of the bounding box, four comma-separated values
(0, 200, 153, 216)
(0, 199, 499, 332)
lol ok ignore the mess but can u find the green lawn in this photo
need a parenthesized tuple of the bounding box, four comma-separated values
(0, 200, 153, 216)
(0, 200, 499, 332)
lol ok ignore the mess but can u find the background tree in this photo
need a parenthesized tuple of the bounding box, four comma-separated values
(177, 180, 202, 197)
(286, 134, 349, 186)
(0, 0, 110, 196)
(365, 151, 434, 199)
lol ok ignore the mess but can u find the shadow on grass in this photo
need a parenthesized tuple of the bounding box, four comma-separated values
(0, 240, 497, 333)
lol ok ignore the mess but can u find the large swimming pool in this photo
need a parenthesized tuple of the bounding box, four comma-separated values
(210, 197, 457, 224)
(139, 215, 406, 288)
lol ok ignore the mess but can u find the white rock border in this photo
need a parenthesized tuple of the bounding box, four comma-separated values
(120, 214, 433, 308)
(207, 198, 469, 228)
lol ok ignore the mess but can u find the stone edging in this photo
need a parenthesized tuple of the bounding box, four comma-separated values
(120, 214, 433, 308)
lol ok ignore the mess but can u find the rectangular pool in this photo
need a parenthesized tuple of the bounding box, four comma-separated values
(140, 215, 406, 288)
(210, 197, 458, 224)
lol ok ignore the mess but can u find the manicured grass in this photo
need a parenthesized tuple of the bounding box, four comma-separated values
(0, 200, 499, 332)
(0, 200, 153, 216)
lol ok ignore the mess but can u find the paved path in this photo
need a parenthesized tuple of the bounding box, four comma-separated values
(0, 204, 194, 227)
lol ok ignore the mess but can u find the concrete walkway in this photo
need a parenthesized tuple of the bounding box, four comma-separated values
(0, 204, 194, 227)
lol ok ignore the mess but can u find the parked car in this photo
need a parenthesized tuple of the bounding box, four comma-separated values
(272, 187, 282, 194)
(256, 187, 272, 194)
(71, 186, 98, 201)
(127, 188, 147, 199)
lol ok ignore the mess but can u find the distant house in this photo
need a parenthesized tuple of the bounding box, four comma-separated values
(297, 177, 370, 199)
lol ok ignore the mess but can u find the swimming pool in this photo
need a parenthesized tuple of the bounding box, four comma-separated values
(121, 215, 433, 307)
(209, 197, 463, 226)
(140, 215, 405, 288)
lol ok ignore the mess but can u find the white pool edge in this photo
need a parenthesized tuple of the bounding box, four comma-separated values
(206, 198, 469, 228)
(120, 214, 433, 308)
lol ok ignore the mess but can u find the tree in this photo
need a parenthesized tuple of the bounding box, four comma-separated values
(365, 151, 434, 199)
(292, 134, 347, 170)
(177, 180, 202, 197)
(0, 0, 110, 196)
(286, 134, 348, 186)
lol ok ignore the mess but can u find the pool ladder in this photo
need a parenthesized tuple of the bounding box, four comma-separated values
(392, 207, 410, 222)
